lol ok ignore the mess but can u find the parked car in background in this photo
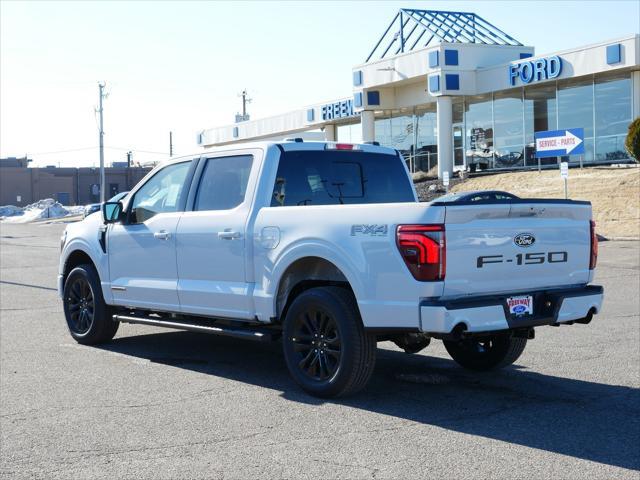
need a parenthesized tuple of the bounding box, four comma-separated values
(83, 191, 129, 218)
(436, 190, 520, 203)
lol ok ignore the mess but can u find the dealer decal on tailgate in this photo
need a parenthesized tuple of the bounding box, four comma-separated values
(507, 295, 534, 316)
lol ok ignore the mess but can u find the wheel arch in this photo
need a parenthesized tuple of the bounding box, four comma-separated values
(63, 249, 96, 280)
(275, 256, 359, 323)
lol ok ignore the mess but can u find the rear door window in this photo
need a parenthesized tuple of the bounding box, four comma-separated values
(271, 150, 414, 207)
(195, 155, 253, 211)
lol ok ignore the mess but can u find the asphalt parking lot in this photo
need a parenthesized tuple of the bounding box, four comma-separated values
(1, 222, 638, 479)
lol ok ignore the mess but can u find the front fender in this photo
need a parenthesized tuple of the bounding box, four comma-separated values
(60, 224, 111, 303)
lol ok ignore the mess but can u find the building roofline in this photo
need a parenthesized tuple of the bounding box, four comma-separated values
(476, 33, 640, 73)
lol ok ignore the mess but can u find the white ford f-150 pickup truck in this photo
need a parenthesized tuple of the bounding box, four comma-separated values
(59, 140, 603, 397)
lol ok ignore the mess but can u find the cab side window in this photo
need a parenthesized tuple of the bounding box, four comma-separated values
(194, 155, 253, 211)
(130, 161, 191, 223)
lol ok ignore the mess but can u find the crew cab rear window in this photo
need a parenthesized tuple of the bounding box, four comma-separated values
(271, 150, 415, 207)
(195, 155, 253, 211)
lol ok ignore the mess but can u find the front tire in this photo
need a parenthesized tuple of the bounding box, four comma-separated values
(443, 334, 526, 371)
(63, 264, 119, 345)
(282, 287, 376, 398)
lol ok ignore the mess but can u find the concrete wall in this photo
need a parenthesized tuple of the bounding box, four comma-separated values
(0, 167, 151, 207)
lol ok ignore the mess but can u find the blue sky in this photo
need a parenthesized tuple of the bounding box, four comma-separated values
(1, 1, 638, 167)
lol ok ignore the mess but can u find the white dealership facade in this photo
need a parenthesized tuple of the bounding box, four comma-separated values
(198, 9, 640, 178)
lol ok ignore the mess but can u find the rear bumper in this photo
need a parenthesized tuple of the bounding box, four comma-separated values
(420, 285, 603, 334)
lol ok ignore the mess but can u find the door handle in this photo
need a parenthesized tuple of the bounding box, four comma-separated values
(153, 230, 171, 240)
(218, 230, 241, 240)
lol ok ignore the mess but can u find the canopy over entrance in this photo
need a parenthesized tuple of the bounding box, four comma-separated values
(366, 8, 523, 62)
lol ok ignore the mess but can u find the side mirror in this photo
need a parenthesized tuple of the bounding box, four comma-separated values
(102, 201, 123, 224)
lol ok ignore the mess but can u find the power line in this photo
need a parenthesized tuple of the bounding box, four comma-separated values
(25, 146, 169, 156)
(27, 147, 98, 155)
(107, 147, 169, 155)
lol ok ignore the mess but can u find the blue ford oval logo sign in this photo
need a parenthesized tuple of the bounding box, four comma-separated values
(514, 233, 535, 247)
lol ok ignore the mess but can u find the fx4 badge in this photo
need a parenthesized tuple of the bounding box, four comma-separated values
(351, 224, 388, 237)
(514, 233, 535, 247)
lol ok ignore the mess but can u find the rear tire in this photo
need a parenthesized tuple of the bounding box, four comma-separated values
(63, 264, 119, 345)
(443, 334, 526, 371)
(282, 287, 376, 398)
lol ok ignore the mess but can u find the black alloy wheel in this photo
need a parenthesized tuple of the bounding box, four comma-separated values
(63, 264, 119, 345)
(282, 287, 376, 398)
(66, 276, 95, 335)
(291, 308, 342, 381)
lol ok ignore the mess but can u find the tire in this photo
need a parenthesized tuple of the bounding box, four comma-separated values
(282, 286, 376, 398)
(63, 264, 119, 345)
(443, 334, 527, 371)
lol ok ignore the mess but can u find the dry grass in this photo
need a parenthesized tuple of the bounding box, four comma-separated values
(450, 166, 640, 239)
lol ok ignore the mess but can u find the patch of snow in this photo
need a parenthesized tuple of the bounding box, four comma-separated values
(1, 198, 83, 223)
(64, 205, 86, 216)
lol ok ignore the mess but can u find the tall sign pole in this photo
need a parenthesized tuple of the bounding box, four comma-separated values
(169, 131, 173, 157)
(98, 83, 107, 203)
(561, 161, 569, 199)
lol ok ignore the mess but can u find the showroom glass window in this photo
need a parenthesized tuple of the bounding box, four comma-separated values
(493, 88, 524, 168)
(452, 98, 465, 167)
(374, 116, 392, 149)
(464, 94, 494, 170)
(558, 77, 594, 163)
(594, 72, 631, 162)
(390, 110, 414, 162)
(415, 105, 438, 173)
(337, 123, 363, 144)
(524, 83, 557, 166)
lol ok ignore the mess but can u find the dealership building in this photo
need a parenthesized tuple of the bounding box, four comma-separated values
(198, 8, 640, 178)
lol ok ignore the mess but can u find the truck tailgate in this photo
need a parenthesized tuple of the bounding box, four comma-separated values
(442, 201, 593, 298)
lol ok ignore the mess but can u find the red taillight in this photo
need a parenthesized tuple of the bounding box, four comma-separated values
(590, 220, 598, 270)
(396, 224, 446, 281)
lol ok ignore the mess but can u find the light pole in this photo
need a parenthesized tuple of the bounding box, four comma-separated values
(97, 83, 107, 203)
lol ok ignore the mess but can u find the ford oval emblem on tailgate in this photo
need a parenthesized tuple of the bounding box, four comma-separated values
(514, 233, 535, 247)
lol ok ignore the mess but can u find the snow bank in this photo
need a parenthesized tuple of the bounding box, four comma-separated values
(0, 198, 83, 223)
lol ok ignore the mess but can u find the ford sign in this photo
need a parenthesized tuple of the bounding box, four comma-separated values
(514, 233, 535, 247)
(509, 55, 562, 86)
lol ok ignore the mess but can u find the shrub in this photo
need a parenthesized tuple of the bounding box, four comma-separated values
(625, 117, 640, 162)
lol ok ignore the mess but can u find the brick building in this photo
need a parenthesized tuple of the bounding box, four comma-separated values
(0, 161, 151, 206)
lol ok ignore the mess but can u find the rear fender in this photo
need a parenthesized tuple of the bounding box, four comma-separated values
(264, 240, 365, 321)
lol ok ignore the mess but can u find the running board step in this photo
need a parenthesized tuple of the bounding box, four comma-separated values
(113, 314, 279, 342)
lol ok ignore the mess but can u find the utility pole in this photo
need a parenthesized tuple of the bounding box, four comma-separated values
(241, 90, 249, 118)
(126, 151, 132, 191)
(169, 131, 173, 157)
(236, 89, 252, 122)
(97, 83, 107, 203)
